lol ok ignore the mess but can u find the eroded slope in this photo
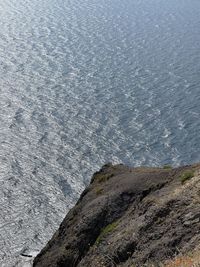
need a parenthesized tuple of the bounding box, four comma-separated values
(33, 163, 200, 267)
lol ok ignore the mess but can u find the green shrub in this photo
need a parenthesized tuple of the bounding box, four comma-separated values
(180, 170, 194, 184)
(163, 165, 172, 169)
(95, 222, 118, 245)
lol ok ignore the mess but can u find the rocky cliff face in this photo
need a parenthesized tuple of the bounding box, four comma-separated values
(33, 163, 200, 267)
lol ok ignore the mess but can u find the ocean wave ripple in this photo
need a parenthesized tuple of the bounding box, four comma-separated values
(0, 0, 200, 265)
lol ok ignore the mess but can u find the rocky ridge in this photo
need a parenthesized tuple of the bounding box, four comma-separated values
(33, 163, 200, 266)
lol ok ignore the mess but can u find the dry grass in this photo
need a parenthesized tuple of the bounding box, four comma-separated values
(163, 250, 200, 267)
(142, 250, 200, 267)
(95, 187, 103, 195)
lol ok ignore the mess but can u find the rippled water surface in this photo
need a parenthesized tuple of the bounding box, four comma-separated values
(0, 0, 200, 265)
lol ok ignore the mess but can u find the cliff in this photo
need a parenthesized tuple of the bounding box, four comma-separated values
(33, 163, 200, 267)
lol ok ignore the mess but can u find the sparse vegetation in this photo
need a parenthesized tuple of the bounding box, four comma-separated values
(95, 187, 103, 195)
(180, 170, 195, 184)
(34, 163, 200, 267)
(95, 222, 118, 245)
(163, 165, 172, 169)
(94, 173, 114, 183)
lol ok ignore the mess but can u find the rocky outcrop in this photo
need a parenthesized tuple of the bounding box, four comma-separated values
(33, 163, 200, 267)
